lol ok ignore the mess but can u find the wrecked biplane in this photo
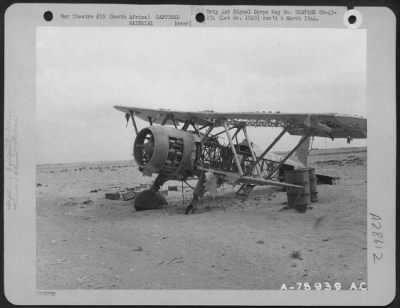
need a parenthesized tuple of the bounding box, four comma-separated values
(115, 106, 367, 213)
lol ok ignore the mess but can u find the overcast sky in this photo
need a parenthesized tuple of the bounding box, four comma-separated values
(36, 27, 366, 164)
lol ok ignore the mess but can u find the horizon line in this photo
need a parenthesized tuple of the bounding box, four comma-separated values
(36, 145, 367, 166)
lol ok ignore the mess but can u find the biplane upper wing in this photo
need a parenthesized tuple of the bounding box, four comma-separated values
(114, 105, 367, 139)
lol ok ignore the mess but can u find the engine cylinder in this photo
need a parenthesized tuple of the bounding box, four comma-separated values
(134, 126, 197, 177)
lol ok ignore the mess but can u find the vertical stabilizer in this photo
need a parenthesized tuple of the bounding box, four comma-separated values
(294, 136, 311, 167)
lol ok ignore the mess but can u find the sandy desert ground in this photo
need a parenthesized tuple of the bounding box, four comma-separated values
(37, 147, 367, 290)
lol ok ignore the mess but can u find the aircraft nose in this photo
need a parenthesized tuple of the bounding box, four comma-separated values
(134, 128, 157, 168)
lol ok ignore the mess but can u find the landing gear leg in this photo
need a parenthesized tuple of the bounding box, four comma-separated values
(185, 172, 206, 214)
(150, 174, 167, 193)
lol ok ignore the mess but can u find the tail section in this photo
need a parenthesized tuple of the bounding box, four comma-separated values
(294, 136, 311, 167)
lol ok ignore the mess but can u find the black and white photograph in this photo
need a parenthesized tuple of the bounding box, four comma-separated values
(36, 25, 368, 290)
(3, 3, 396, 306)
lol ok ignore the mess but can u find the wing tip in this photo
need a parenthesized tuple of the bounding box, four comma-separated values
(114, 105, 128, 112)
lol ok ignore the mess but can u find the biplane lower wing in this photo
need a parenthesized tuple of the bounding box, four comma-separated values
(114, 105, 367, 140)
(198, 167, 304, 190)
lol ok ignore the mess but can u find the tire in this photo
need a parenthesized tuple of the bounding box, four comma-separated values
(134, 190, 168, 211)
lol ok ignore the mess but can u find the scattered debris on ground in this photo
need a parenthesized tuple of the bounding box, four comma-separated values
(105, 185, 168, 202)
(289, 250, 303, 260)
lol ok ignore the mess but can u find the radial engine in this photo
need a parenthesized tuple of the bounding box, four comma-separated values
(133, 126, 199, 179)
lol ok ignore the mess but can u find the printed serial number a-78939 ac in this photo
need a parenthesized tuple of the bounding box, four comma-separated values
(280, 282, 367, 291)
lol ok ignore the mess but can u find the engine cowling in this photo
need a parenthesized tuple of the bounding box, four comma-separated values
(133, 126, 198, 178)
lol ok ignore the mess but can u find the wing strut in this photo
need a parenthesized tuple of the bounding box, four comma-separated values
(223, 121, 244, 176)
(242, 126, 262, 177)
(182, 121, 190, 131)
(126, 111, 139, 135)
(245, 124, 293, 176)
(266, 129, 314, 179)
(131, 113, 139, 135)
(191, 122, 201, 137)
(232, 126, 242, 140)
(213, 126, 236, 137)
(161, 114, 170, 125)
(200, 126, 214, 143)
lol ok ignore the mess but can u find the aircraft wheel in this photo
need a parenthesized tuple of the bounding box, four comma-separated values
(296, 203, 307, 213)
(134, 190, 167, 211)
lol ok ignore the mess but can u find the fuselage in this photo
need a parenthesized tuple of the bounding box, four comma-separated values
(134, 126, 303, 181)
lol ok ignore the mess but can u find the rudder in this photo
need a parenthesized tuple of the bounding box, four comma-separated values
(294, 136, 311, 167)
